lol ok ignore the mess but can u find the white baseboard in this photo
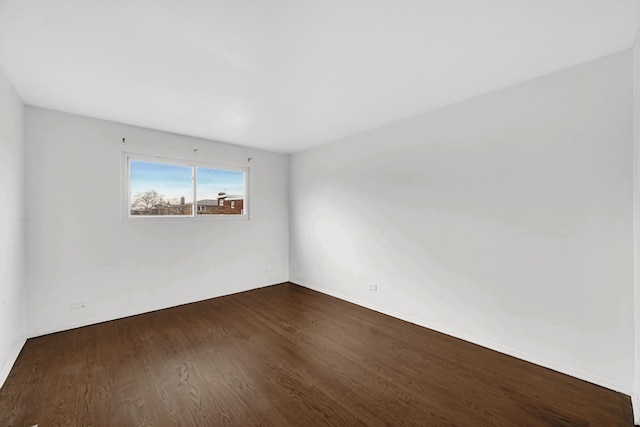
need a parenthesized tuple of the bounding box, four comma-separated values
(0, 335, 27, 389)
(292, 279, 631, 396)
(28, 281, 284, 338)
(632, 392, 640, 425)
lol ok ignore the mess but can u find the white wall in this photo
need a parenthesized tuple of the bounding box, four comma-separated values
(290, 50, 634, 393)
(633, 31, 640, 423)
(25, 107, 289, 337)
(0, 69, 26, 387)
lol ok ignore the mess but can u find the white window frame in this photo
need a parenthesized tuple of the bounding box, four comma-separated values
(122, 152, 250, 222)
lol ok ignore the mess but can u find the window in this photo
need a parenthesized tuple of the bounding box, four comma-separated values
(123, 153, 248, 220)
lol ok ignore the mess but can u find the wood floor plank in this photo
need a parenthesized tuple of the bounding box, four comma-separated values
(0, 282, 633, 426)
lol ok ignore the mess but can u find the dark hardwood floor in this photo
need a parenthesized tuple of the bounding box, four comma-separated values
(0, 282, 633, 426)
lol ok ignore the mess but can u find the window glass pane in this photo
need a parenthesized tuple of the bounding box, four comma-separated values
(130, 160, 193, 216)
(196, 167, 245, 215)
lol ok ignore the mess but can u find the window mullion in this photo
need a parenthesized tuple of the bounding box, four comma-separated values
(192, 165, 197, 217)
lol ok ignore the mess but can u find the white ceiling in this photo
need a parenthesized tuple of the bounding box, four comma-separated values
(0, 0, 639, 153)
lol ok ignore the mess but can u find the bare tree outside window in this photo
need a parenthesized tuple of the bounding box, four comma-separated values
(131, 190, 166, 215)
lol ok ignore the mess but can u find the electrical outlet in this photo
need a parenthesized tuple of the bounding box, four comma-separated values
(71, 301, 86, 309)
(368, 284, 378, 291)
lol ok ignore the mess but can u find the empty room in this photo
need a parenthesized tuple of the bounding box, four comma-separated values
(2, 0, 640, 425)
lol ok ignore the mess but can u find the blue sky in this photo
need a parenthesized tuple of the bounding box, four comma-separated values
(130, 160, 244, 203)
